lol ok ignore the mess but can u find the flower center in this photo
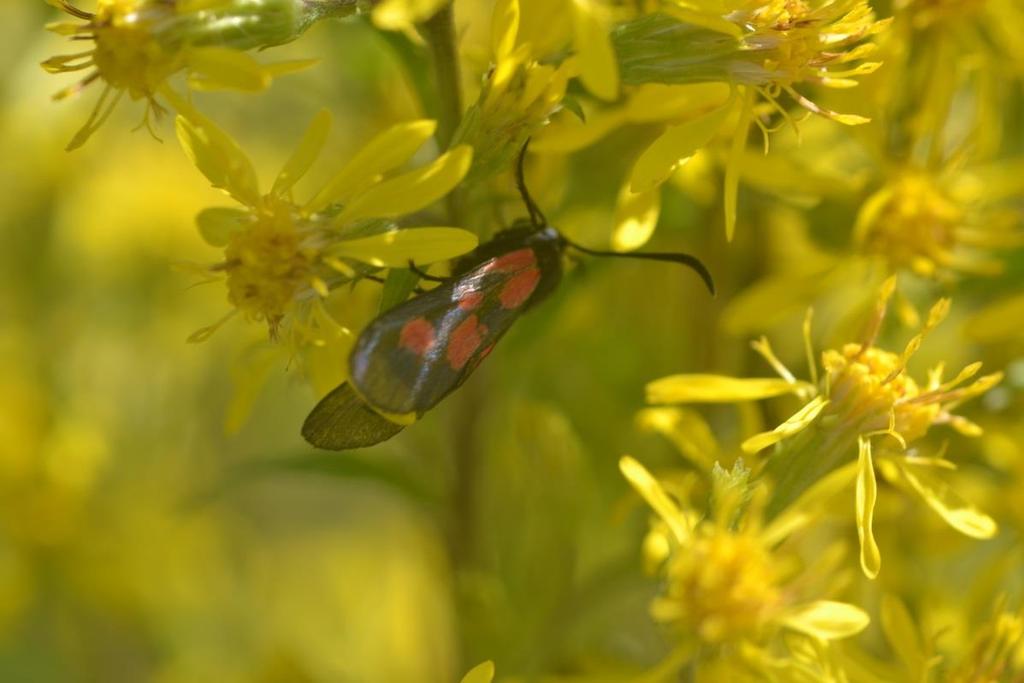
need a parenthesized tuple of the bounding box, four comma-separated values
(224, 200, 314, 334)
(661, 530, 781, 643)
(823, 345, 940, 443)
(860, 173, 962, 276)
(91, 0, 183, 98)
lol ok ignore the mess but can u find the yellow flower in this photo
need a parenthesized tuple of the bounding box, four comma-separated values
(855, 595, 1024, 683)
(853, 163, 1024, 280)
(619, 455, 869, 675)
(606, 0, 890, 240)
(41, 0, 348, 149)
(177, 107, 477, 394)
(452, 0, 576, 182)
(647, 277, 1001, 577)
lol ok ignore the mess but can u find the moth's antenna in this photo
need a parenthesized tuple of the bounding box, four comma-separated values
(516, 140, 546, 228)
(563, 237, 716, 296)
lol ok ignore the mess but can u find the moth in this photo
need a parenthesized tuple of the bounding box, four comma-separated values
(302, 148, 715, 450)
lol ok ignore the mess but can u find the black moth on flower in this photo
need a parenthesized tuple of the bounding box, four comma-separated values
(302, 145, 715, 450)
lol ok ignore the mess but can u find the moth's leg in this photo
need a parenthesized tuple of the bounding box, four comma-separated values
(408, 260, 449, 283)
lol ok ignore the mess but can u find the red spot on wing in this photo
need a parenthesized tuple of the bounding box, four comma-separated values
(499, 267, 541, 309)
(484, 248, 536, 274)
(458, 290, 484, 311)
(448, 315, 488, 370)
(399, 317, 436, 356)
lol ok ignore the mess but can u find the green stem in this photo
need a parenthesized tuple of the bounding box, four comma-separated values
(763, 419, 858, 520)
(421, 3, 463, 152)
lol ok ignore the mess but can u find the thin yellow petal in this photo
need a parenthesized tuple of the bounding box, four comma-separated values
(897, 463, 998, 539)
(636, 407, 718, 471)
(335, 145, 473, 224)
(175, 114, 260, 206)
(186, 47, 271, 91)
(741, 396, 828, 453)
(272, 109, 332, 196)
(195, 207, 250, 247)
(880, 595, 926, 678)
(372, 0, 448, 31)
(856, 438, 881, 579)
(619, 456, 691, 544)
(782, 601, 870, 640)
(724, 88, 754, 242)
(630, 103, 730, 193)
(661, 5, 743, 37)
(491, 0, 519, 60)
(460, 660, 495, 683)
(306, 120, 438, 214)
(572, 0, 619, 101)
(647, 375, 811, 404)
(612, 184, 660, 252)
(327, 227, 478, 267)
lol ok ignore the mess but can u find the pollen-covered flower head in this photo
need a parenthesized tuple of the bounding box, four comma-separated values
(646, 277, 1001, 578)
(41, 0, 344, 149)
(854, 165, 1024, 279)
(620, 456, 869, 662)
(453, 0, 576, 181)
(615, 0, 889, 123)
(178, 107, 478, 346)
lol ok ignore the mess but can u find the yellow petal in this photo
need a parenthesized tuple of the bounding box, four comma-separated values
(880, 595, 926, 677)
(783, 601, 870, 640)
(175, 114, 260, 206)
(572, 0, 619, 101)
(335, 145, 473, 224)
(195, 207, 250, 247)
(661, 5, 743, 37)
(372, 0, 448, 32)
(897, 463, 998, 539)
(624, 83, 732, 124)
(630, 103, 730, 193)
(186, 47, 272, 91)
(647, 375, 811, 404)
(459, 661, 495, 683)
(636, 407, 718, 471)
(724, 88, 754, 242)
(612, 183, 660, 251)
(306, 120, 438, 213)
(491, 0, 519, 60)
(327, 227, 478, 267)
(741, 396, 828, 453)
(530, 107, 629, 153)
(855, 438, 881, 579)
(619, 456, 692, 544)
(272, 109, 332, 196)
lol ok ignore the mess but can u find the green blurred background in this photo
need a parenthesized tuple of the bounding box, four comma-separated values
(3, 1, 1023, 681)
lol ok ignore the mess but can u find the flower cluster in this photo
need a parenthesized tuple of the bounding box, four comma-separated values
(26, 0, 1024, 680)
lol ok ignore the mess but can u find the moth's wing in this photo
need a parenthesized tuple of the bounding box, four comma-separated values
(302, 382, 405, 450)
(350, 247, 544, 418)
